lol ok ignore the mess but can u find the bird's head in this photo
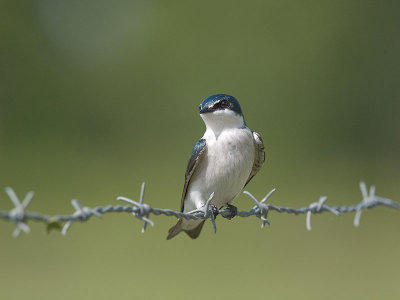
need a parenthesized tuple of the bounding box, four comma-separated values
(199, 94, 245, 133)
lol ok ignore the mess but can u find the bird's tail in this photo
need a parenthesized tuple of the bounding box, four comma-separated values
(166, 219, 205, 240)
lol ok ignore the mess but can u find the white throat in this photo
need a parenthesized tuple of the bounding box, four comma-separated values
(200, 109, 245, 137)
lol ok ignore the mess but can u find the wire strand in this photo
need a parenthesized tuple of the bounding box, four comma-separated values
(0, 182, 399, 237)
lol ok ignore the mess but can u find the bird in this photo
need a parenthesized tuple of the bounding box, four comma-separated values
(167, 94, 265, 240)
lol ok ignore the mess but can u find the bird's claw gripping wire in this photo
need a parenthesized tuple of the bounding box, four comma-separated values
(224, 204, 238, 220)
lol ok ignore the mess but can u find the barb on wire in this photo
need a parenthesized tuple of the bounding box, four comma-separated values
(0, 182, 399, 237)
(243, 188, 275, 228)
(306, 196, 340, 231)
(62, 199, 102, 235)
(118, 182, 154, 233)
(203, 193, 217, 234)
(354, 182, 375, 227)
(4, 188, 34, 237)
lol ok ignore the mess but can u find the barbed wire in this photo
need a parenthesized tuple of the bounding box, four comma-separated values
(0, 182, 399, 237)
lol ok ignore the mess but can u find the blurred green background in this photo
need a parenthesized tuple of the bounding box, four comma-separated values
(1, 0, 399, 299)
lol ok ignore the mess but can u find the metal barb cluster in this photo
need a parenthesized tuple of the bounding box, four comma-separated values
(243, 189, 275, 228)
(4, 188, 34, 237)
(0, 182, 399, 237)
(354, 182, 375, 227)
(306, 196, 340, 231)
(118, 182, 154, 233)
(61, 199, 102, 235)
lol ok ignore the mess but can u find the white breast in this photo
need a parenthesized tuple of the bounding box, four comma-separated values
(183, 127, 255, 212)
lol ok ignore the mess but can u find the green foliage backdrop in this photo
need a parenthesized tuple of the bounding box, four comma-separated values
(1, 1, 399, 299)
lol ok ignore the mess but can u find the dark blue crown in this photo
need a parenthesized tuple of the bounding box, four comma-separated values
(199, 94, 242, 115)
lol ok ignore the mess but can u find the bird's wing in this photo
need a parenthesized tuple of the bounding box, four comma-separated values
(180, 138, 207, 212)
(245, 131, 265, 187)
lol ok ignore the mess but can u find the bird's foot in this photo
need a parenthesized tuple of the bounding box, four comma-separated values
(225, 204, 238, 220)
(209, 204, 219, 219)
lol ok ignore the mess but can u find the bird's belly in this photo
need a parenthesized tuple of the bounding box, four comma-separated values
(184, 129, 255, 212)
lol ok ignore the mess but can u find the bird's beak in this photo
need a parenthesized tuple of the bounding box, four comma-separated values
(199, 105, 214, 114)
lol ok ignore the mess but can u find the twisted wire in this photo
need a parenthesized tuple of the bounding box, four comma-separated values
(0, 182, 399, 237)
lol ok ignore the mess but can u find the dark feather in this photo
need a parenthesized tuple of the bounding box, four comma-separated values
(180, 138, 207, 212)
(245, 131, 265, 187)
(166, 139, 207, 240)
(184, 221, 205, 239)
(166, 219, 205, 240)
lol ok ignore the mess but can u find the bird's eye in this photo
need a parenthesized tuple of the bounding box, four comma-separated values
(220, 99, 229, 107)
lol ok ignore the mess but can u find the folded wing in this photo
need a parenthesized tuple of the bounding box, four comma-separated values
(245, 131, 265, 187)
